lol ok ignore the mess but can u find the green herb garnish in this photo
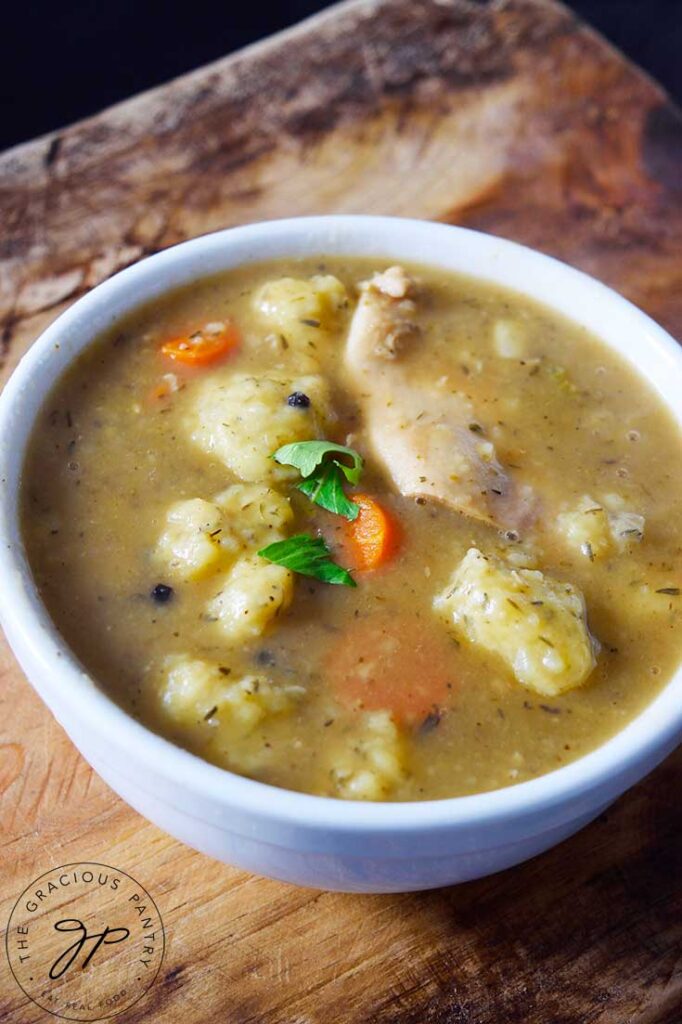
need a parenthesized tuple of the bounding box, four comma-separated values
(274, 440, 363, 483)
(273, 440, 363, 521)
(297, 462, 359, 520)
(258, 534, 356, 587)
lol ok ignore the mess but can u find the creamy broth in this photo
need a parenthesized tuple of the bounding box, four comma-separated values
(21, 257, 682, 800)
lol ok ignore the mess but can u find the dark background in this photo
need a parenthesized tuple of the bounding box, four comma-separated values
(1, 0, 680, 152)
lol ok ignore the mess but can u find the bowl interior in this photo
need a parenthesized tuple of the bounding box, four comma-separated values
(1, 215, 681, 831)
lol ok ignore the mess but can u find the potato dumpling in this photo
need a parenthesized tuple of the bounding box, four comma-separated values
(206, 554, 293, 642)
(161, 655, 303, 731)
(155, 485, 293, 581)
(434, 548, 598, 697)
(327, 711, 405, 801)
(214, 483, 293, 549)
(187, 372, 333, 481)
(557, 494, 644, 561)
(155, 498, 225, 580)
(254, 274, 348, 336)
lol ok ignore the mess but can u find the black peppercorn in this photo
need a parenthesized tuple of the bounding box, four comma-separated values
(151, 583, 174, 603)
(287, 392, 311, 408)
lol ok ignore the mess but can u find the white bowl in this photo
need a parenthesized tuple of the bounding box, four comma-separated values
(1, 216, 681, 893)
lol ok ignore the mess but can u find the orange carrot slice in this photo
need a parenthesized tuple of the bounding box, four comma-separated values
(328, 614, 456, 725)
(342, 494, 400, 571)
(161, 321, 240, 367)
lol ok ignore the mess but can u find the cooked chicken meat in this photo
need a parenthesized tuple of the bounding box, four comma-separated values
(345, 267, 522, 528)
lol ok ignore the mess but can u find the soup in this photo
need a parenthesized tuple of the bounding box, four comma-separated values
(21, 257, 682, 800)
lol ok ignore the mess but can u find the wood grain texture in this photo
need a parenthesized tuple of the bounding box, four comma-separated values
(1, 0, 681, 1020)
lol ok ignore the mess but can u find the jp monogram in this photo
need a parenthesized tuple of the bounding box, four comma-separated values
(6, 862, 165, 1021)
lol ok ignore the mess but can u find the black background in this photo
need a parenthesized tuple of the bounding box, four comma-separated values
(1, 1, 680, 152)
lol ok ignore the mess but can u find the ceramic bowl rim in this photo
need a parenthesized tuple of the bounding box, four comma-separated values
(0, 214, 680, 834)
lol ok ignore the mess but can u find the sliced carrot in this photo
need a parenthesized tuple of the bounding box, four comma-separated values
(160, 321, 240, 367)
(328, 614, 457, 725)
(342, 494, 400, 571)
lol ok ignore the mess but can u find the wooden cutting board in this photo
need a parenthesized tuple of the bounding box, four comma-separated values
(1, 1, 681, 1020)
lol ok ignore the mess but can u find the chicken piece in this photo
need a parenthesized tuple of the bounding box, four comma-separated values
(346, 266, 421, 358)
(434, 548, 598, 697)
(345, 267, 519, 528)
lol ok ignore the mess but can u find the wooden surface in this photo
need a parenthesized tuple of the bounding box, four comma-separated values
(1, 0, 681, 1020)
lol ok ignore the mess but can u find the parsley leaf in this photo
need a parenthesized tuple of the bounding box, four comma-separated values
(297, 463, 359, 521)
(258, 534, 356, 587)
(273, 440, 363, 485)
